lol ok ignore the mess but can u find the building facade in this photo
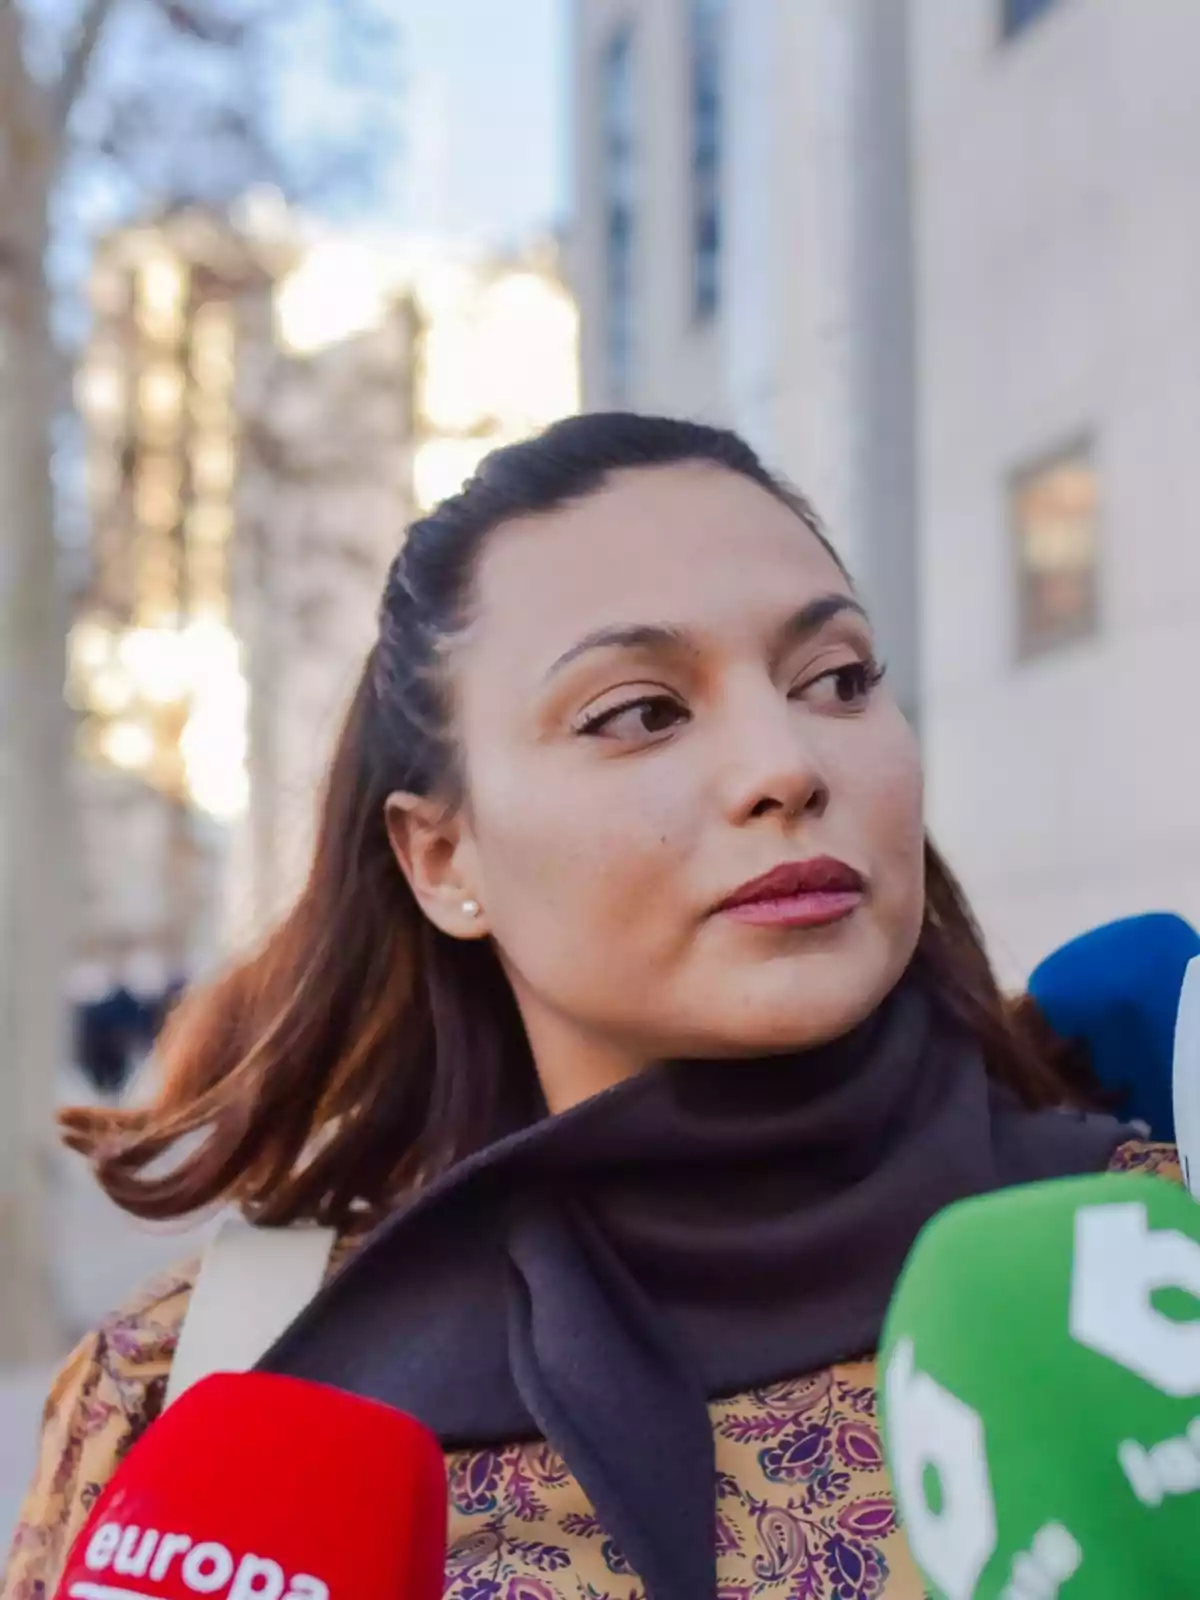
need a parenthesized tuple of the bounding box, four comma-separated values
(571, 0, 920, 716)
(911, 0, 1200, 971)
(571, 0, 1200, 975)
(73, 218, 580, 971)
(71, 212, 280, 989)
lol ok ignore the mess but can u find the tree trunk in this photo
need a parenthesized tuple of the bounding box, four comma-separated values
(0, 35, 69, 1363)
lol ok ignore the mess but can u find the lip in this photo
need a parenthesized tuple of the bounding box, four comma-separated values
(713, 857, 866, 930)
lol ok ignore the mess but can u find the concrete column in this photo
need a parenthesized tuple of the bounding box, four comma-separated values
(722, 0, 780, 460)
(845, 0, 921, 732)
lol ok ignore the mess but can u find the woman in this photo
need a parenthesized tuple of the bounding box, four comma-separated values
(4, 415, 1176, 1600)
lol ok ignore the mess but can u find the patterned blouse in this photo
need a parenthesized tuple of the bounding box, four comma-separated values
(2, 1141, 1180, 1600)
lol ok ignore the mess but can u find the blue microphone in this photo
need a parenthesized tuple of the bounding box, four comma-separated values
(1028, 912, 1200, 1143)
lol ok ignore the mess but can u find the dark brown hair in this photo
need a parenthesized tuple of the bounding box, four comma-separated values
(62, 413, 1076, 1227)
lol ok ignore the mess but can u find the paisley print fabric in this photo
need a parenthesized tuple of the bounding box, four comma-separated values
(2, 1141, 1181, 1600)
(440, 1364, 923, 1600)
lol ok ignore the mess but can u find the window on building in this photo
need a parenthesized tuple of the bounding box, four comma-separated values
(1011, 439, 1100, 658)
(1001, 0, 1061, 41)
(690, 0, 723, 321)
(601, 26, 636, 403)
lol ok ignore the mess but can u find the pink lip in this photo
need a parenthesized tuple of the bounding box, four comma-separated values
(713, 857, 866, 930)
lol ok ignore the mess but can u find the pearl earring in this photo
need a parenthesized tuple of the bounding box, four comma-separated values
(462, 899, 481, 919)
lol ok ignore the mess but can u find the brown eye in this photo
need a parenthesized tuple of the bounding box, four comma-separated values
(794, 660, 885, 711)
(578, 694, 689, 741)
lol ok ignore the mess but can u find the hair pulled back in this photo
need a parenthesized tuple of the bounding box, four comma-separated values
(62, 414, 1071, 1226)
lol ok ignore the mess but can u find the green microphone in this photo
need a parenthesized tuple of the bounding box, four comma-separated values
(879, 1172, 1200, 1599)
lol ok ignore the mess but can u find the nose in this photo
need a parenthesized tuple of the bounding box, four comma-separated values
(715, 684, 829, 828)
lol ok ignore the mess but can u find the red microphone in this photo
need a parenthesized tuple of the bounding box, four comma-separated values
(53, 1373, 447, 1600)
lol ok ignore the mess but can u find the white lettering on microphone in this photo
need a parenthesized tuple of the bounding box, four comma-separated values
(182, 1544, 236, 1594)
(998, 1522, 1082, 1600)
(84, 1525, 122, 1572)
(228, 1556, 284, 1600)
(150, 1534, 194, 1582)
(114, 1528, 159, 1578)
(282, 1577, 329, 1600)
(1119, 1415, 1200, 1507)
(75, 1524, 328, 1600)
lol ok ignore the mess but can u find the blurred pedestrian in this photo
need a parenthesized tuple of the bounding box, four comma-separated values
(73, 987, 144, 1099)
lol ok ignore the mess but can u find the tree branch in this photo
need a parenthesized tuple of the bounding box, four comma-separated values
(55, 0, 122, 132)
(0, 2, 55, 245)
(0, 2, 38, 150)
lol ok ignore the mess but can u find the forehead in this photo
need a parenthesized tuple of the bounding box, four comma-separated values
(465, 463, 853, 671)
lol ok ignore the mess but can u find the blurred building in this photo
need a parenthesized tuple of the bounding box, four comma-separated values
(70, 210, 424, 982)
(224, 268, 418, 939)
(71, 213, 580, 984)
(571, 0, 1200, 974)
(70, 212, 282, 993)
(229, 237, 579, 936)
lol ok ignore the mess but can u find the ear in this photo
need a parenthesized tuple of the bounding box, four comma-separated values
(384, 792, 489, 940)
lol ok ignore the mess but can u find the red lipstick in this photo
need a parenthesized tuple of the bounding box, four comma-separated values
(713, 857, 865, 930)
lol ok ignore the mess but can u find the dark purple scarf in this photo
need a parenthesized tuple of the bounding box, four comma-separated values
(257, 979, 1133, 1600)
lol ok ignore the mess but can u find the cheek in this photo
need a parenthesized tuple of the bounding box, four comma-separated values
(839, 712, 924, 900)
(466, 750, 699, 938)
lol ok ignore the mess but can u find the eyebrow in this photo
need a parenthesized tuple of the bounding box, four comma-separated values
(543, 593, 870, 681)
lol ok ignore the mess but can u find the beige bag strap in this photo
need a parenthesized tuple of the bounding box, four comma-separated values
(165, 1218, 337, 1408)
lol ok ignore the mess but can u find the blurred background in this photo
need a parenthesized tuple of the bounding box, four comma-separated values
(3, 0, 1199, 1536)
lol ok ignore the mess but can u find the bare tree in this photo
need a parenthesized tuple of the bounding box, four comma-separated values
(0, 0, 401, 1363)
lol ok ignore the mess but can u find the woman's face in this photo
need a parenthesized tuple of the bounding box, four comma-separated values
(397, 464, 925, 1111)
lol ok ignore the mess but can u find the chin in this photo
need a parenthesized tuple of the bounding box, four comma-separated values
(685, 955, 906, 1059)
(725, 1005, 876, 1057)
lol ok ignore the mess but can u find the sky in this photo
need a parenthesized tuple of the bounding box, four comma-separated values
(43, 0, 570, 354)
(387, 0, 570, 248)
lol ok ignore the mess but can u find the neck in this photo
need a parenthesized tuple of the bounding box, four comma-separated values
(516, 1000, 649, 1116)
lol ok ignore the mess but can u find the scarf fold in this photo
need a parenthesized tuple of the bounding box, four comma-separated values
(257, 980, 1134, 1600)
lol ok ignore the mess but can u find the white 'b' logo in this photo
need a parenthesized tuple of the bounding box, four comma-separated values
(884, 1338, 997, 1600)
(1070, 1201, 1200, 1395)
